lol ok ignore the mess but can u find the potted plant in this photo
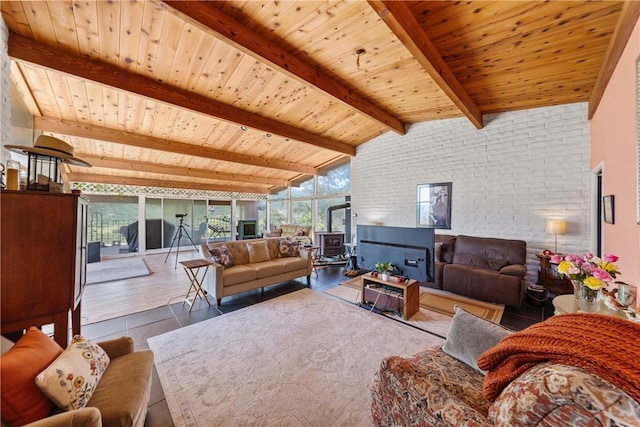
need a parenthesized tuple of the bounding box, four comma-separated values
(375, 262, 395, 281)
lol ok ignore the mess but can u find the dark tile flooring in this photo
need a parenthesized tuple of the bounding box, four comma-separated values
(79, 265, 555, 427)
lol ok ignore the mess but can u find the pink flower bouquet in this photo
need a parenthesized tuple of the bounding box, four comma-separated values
(549, 253, 620, 290)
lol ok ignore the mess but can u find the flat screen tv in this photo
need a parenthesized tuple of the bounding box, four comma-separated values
(357, 225, 435, 284)
(237, 220, 257, 240)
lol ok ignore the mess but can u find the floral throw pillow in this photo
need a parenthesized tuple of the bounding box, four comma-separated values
(278, 239, 300, 258)
(36, 335, 110, 411)
(209, 244, 235, 268)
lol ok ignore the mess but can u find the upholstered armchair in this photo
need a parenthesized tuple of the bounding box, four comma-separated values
(1, 329, 154, 427)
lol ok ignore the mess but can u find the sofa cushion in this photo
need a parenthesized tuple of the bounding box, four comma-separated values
(453, 252, 508, 271)
(452, 235, 526, 271)
(278, 239, 300, 257)
(435, 234, 456, 264)
(222, 265, 258, 286)
(36, 336, 111, 411)
(208, 244, 235, 268)
(443, 264, 524, 306)
(272, 256, 308, 273)
(280, 224, 298, 237)
(226, 241, 250, 265)
(87, 350, 154, 427)
(249, 261, 286, 278)
(0, 327, 64, 426)
(441, 306, 511, 375)
(247, 240, 271, 263)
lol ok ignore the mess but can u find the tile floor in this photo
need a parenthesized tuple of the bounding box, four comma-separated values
(79, 265, 555, 427)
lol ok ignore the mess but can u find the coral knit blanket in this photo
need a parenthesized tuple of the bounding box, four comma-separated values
(477, 313, 640, 402)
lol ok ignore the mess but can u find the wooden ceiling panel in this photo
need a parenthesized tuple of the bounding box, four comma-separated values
(2, 1, 632, 193)
(0, 1, 31, 38)
(215, 0, 448, 124)
(409, 1, 623, 114)
(17, 63, 58, 116)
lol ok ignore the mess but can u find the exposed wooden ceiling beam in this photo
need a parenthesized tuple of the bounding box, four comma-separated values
(164, 0, 406, 136)
(367, 0, 483, 129)
(34, 116, 316, 175)
(588, 0, 640, 119)
(79, 154, 287, 187)
(67, 172, 268, 194)
(8, 32, 355, 156)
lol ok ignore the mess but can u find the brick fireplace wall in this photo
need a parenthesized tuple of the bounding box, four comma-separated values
(351, 103, 591, 287)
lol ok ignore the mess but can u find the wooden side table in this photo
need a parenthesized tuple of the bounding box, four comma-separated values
(303, 246, 321, 277)
(360, 272, 419, 320)
(179, 259, 213, 312)
(536, 254, 573, 295)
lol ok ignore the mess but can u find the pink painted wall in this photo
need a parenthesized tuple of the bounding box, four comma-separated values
(591, 16, 640, 300)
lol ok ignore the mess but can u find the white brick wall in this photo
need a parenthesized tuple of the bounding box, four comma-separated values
(352, 103, 592, 286)
(1, 16, 9, 165)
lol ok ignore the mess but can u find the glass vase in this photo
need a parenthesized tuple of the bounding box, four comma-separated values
(570, 280, 582, 301)
(577, 285, 601, 313)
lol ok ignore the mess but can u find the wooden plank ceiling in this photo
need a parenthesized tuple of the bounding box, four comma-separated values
(2, 1, 636, 194)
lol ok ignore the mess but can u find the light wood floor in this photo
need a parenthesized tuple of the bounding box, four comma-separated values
(81, 250, 201, 325)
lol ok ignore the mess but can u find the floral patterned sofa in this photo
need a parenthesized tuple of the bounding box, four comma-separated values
(371, 310, 640, 426)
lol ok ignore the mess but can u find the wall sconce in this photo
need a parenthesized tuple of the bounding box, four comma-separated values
(546, 220, 567, 254)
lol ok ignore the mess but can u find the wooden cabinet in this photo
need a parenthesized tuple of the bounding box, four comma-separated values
(536, 253, 573, 295)
(1, 191, 87, 347)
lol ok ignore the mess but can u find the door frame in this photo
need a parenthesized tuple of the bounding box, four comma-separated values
(591, 161, 604, 256)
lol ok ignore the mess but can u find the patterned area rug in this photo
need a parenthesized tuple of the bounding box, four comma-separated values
(147, 288, 444, 427)
(86, 257, 150, 285)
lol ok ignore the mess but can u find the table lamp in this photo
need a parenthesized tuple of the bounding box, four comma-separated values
(547, 220, 567, 254)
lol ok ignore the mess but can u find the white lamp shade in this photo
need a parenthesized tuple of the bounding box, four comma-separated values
(547, 220, 567, 235)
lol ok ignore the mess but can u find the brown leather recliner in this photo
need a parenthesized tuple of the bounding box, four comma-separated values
(427, 235, 527, 307)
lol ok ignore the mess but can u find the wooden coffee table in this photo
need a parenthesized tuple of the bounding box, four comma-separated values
(360, 272, 419, 319)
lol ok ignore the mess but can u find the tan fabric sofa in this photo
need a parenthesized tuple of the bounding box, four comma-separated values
(199, 237, 312, 305)
(2, 336, 153, 427)
(266, 224, 313, 245)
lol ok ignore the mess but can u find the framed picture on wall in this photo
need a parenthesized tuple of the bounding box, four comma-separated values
(603, 195, 615, 224)
(417, 182, 452, 229)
